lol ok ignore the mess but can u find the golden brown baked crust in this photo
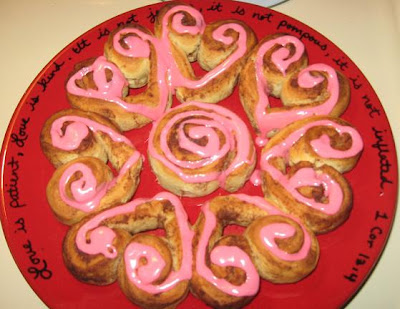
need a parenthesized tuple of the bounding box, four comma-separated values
(37, 2, 366, 307)
(154, 1, 203, 62)
(280, 68, 350, 114)
(176, 19, 257, 103)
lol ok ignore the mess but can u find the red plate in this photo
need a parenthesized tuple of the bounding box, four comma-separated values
(0, 1, 398, 308)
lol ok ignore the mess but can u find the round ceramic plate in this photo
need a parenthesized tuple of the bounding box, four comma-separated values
(0, 1, 398, 308)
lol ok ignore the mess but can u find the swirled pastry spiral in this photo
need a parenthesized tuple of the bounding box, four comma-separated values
(41, 109, 142, 225)
(63, 192, 193, 308)
(191, 194, 319, 308)
(148, 102, 256, 197)
(260, 116, 363, 234)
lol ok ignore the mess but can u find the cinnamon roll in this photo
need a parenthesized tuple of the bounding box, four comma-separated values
(148, 102, 256, 197)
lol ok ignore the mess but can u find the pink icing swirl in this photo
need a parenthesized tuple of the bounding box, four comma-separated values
(58, 152, 141, 212)
(58, 163, 108, 211)
(168, 6, 205, 35)
(196, 194, 314, 296)
(261, 119, 363, 214)
(260, 223, 310, 261)
(75, 192, 193, 294)
(50, 115, 132, 150)
(148, 102, 255, 188)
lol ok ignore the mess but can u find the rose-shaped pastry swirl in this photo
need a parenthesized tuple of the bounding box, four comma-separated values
(63, 192, 193, 309)
(239, 34, 350, 141)
(148, 102, 256, 197)
(260, 116, 363, 234)
(191, 194, 319, 308)
(40, 109, 142, 225)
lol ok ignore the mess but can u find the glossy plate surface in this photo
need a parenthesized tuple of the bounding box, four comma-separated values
(0, 1, 397, 308)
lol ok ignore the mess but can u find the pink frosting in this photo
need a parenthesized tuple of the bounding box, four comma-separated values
(196, 194, 314, 296)
(250, 169, 262, 187)
(58, 163, 108, 211)
(260, 223, 310, 261)
(113, 34, 151, 58)
(124, 242, 166, 285)
(261, 119, 363, 214)
(58, 152, 141, 212)
(50, 115, 132, 150)
(254, 36, 304, 139)
(75, 192, 193, 294)
(148, 102, 255, 189)
(66, 5, 249, 122)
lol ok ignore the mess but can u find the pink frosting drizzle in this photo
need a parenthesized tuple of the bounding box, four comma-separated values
(58, 152, 141, 212)
(260, 223, 310, 261)
(50, 115, 132, 150)
(166, 22, 248, 89)
(66, 5, 249, 121)
(75, 192, 193, 294)
(253, 35, 341, 139)
(250, 169, 262, 187)
(196, 193, 314, 296)
(125, 243, 166, 285)
(148, 102, 255, 188)
(260, 119, 363, 214)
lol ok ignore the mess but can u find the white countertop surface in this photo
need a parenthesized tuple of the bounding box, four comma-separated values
(0, 0, 399, 307)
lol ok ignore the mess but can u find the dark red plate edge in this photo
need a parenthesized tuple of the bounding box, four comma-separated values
(0, 0, 397, 307)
